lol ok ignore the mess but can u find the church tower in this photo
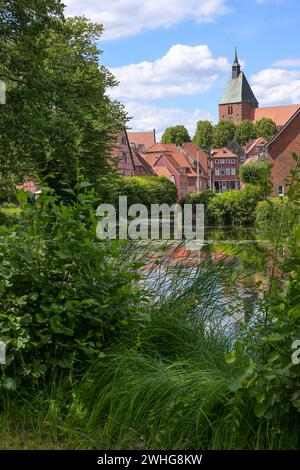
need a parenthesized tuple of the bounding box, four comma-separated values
(219, 48, 258, 123)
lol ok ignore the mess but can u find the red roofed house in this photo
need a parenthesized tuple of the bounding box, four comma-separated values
(242, 107, 300, 195)
(130, 145, 157, 176)
(127, 130, 156, 153)
(245, 137, 267, 160)
(219, 48, 300, 129)
(143, 143, 199, 199)
(181, 142, 210, 190)
(211, 148, 240, 193)
(110, 129, 136, 176)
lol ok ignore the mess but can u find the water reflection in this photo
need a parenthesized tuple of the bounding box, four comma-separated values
(134, 226, 274, 328)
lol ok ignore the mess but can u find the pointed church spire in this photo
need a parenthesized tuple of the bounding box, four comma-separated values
(233, 46, 239, 65)
(232, 47, 241, 79)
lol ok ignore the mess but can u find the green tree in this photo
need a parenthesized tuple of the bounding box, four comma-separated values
(235, 120, 257, 146)
(240, 162, 272, 198)
(212, 120, 236, 148)
(255, 118, 277, 141)
(193, 120, 213, 149)
(0, 3, 126, 191)
(161, 125, 191, 147)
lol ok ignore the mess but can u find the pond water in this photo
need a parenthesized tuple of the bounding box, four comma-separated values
(133, 225, 275, 328)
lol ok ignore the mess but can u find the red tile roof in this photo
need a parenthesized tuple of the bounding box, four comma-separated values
(143, 152, 163, 167)
(245, 137, 267, 154)
(127, 130, 156, 150)
(161, 151, 197, 176)
(243, 156, 260, 166)
(144, 147, 198, 177)
(154, 166, 173, 178)
(254, 104, 300, 127)
(131, 148, 156, 175)
(181, 142, 209, 174)
(147, 143, 178, 153)
(211, 148, 237, 159)
(267, 106, 300, 146)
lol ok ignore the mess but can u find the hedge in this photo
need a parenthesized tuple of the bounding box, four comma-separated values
(108, 176, 178, 208)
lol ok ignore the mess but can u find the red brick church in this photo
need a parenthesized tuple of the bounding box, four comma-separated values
(219, 48, 300, 128)
(220, 49, 300, 195)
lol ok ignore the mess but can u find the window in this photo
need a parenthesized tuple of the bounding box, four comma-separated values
(220, 159, 225, 164)
(231, 167, 236, 176)
(221, 168, 225, 176)
(277, 185, 284, 196)
(231, 159, 236, 164)
(228, 105, 233, 115)
(226, 168, 230, 176)
(215, 168, 220, 176)
(121, 136, 126, 145)
(226, 159, 230, 164)
(122, 152, 127, 163)
(222, 182, 227, 189)
(215, 159, 219, 164)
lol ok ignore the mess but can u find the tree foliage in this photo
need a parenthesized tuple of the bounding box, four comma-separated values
(208, 185, 262, 225)
(108, 176, 178, 208)
(161, 125, 191, 147)
(212, 120, 236, 148)
(235, 120, 257, 146)
(255, 118, 277, 141)
(193, 120, 213, 149)
(0, 2, 126, 190)
(240, 162, 272, 198)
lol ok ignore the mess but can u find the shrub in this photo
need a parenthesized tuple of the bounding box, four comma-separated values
(184, 189, 216, 207)
(0, 174, 17, 205)
(0, 181, 142, 388)
(208, 185, 262, 225)
(256, 197, 300, 228)
(0, 206, 20, 227)
(227, 155, 300, 421)
(240, 162, 272, 198)
(110, 176, 178, 208)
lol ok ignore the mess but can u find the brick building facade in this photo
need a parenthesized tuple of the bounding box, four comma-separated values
(111, 129, 135, 176)
(267, 107, 300, 196)
(211, 148, 240, 193)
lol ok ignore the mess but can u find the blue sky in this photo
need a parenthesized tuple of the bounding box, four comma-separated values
(65, 0, 300, 137)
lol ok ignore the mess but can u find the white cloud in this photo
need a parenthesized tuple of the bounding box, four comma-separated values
(273, 59, 300, 67)
(64, 0, 229, 40)
(125, 102, 212, 140)
(251, 68, 300, 105)
(110, 44, 229, 100)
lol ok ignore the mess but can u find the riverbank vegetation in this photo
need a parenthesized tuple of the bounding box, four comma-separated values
(1, 1, 300, 451)
(1, 160, 300, 449)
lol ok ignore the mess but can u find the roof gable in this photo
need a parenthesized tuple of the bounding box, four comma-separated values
(267, 106, 300, 147)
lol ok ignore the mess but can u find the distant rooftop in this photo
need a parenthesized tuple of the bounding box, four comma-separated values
(254, 104, 300, 127)
(127, 130, 156, 150)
